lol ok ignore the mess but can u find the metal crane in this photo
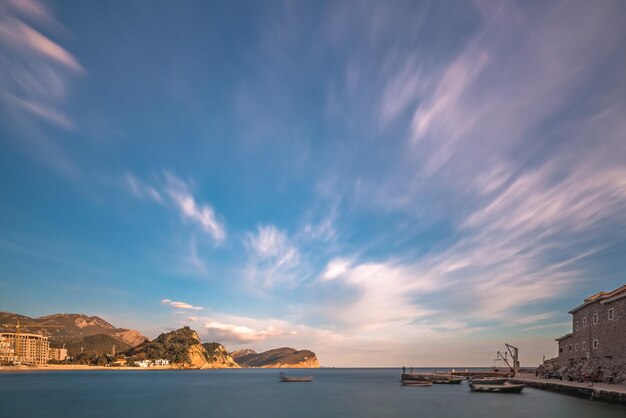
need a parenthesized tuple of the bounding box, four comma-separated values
(495, 343, 520, 377)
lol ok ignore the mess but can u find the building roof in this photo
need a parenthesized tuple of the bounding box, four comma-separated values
(555, 333, 572, 342)
(568, 284, 626, 314)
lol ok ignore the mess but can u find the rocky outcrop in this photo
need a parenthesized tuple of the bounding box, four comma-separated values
(129, 327, 239, 369)
(539, 357, 626, 383)
(0, 312, 147, 348)
(235, 347, 320, 368)
(203, 343, 240, 368)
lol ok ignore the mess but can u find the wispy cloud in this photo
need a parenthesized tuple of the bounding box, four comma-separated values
(161, 299, 204, 311)
(0, 0, 84, 129)
(317, 258, 442, 333)
(124, 171, 226, 243)
(245, 225, 300, 287)
(124, 173, 163, 202)
(164, 173, 226, 243)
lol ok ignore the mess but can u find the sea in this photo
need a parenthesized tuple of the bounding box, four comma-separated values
(0, 368, 624, 418)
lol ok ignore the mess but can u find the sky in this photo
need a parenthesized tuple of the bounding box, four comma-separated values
(1, 0, 626, 367)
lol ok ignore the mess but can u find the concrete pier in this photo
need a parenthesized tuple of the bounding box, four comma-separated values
(512, 373, 626, 405)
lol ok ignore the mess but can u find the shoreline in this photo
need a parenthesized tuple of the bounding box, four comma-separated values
(0, 365, 178, 372)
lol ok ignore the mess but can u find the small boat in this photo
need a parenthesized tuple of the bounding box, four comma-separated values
(470, 382, 524, 393)
(432, 377, 463, 384)
(402, 373, 463, 384)
(469, 377, 508, 385)
(279, 372, 313, 382)
(402, 380, 433, 386)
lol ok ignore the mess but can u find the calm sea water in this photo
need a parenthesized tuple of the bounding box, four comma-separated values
(0, 368, 624, 418)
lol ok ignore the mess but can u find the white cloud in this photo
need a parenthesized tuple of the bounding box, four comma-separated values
(164, 173, 226, 243)
(124, 172, 226, 244)
(0, 0, 84, 130)
(161, 299, 204, 311)
(511, 312, 555, 325)
(125, 173, 162, 202)
(247, 225, 288, 258)
(316, 259, 443, 334)
(321, 258, 351, 280)
(245, 225, 301, 287)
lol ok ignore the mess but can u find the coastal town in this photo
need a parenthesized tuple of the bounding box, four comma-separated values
(0, 319, 319, 370)
(2, 284, 625, 405)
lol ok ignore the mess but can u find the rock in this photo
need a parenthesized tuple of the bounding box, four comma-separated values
(202, 343, 240, 368)
(235, 347, 320, 368)
(540, 357, 626, 383)
(128, 327, 239, 369)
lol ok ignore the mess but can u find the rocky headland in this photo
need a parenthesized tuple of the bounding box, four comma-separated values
(233, 347, 320, 368)
(128, 326, 239, 369)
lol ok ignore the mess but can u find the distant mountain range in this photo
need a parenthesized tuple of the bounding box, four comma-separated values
(0, 312, 146, 348)
(0, 312, 319, 368)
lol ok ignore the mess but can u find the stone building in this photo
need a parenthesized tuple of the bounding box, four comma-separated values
(542, 284, 626, 383)
(555, 284, 626, 362)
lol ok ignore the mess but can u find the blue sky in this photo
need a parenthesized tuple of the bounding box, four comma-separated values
(1, 0, 626, 366)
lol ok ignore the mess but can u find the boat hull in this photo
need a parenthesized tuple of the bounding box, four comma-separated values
(402, 380, 433, 386)
(470, 383, 524, 393)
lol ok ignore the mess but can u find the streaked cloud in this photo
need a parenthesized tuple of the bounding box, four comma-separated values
(245, 225, 300, 287)
(124, 171, 226, 243)
(161, 299, 204, 311)
(0, 0, 84, 130)
(164, 173, 226, 243)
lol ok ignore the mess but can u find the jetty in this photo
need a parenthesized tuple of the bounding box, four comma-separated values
(511, 373, 626, 405)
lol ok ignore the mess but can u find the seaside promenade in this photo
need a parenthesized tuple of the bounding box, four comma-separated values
(513, 372, 626, 404)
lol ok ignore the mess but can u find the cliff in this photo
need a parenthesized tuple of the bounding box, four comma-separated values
(128, 327, 239, 369)
(0, 312, 146, 348)
(203, 343, 240, 368)
(235, 347, 320, 368)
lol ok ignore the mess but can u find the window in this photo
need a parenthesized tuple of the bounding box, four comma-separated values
(583, 317, 587, 327)
(608, 308, 615, 320)
(568, 345, 572, 352)
(559, 347, 563, 353)
(593, 339, 599, 349)
(582, 341, 587, 350)
(575, 320, 579, 330)
(593, 313, 598, 324)
(575, 344, 578, 351)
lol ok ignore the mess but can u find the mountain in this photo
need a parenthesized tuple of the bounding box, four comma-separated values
(52, 334, 131, 356)
(231, 348, 257, 360)
(234, 347, 320, 368)
(0, 312, 146, 347)
(128, 326, 239, 369)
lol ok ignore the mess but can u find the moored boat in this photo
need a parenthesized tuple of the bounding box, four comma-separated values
(402, 373, 463, 384)
(432, 377, 463, 384)
(279, 372, 313, 382)
(468, 377, 508, 385)
(469, 382, 524, 393)
(402, 380, 433, 386)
